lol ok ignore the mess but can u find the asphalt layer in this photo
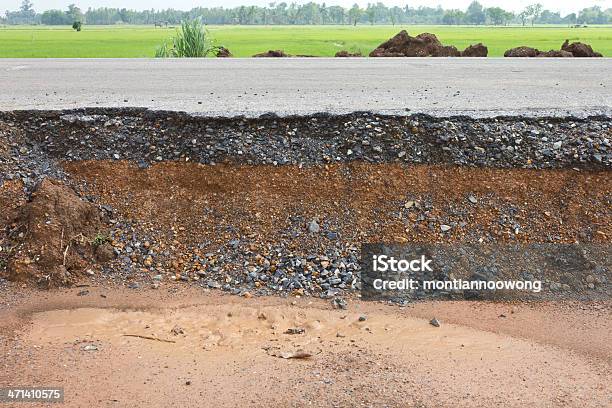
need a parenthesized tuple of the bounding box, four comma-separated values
(0, 58, 610, 117)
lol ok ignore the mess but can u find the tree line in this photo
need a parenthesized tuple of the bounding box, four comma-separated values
(3, 1, 611, 26)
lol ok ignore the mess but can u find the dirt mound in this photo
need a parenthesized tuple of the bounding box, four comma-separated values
(504, 46, 540, 57)
(369, 31, 486, 57)
(504, 47, 573, 58)
(215, 47, 232, 58)
(6, 179, 110, 287)
(253, 50, 290, 58)
(335, 50, 362, 57)
(461, 43, 488, 57)
(435, 45, 461, 57)
(369, 31, 441, 57)
(505, 41, 602, 58)
(536, 50, 574, 57)
(561, 40, 603, 57)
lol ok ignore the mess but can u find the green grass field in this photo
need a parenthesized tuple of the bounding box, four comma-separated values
(0, 24, 611, 58)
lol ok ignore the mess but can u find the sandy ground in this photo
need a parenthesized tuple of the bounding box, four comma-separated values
(0, 285, 610, 408)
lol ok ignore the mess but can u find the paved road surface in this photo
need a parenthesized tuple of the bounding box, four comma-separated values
(0, 58, 610, 117)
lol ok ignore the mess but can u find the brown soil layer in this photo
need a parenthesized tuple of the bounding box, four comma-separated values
(2, 161, 610, 295)
(64, 161, 611, 245)
(0, 286, 610, 407)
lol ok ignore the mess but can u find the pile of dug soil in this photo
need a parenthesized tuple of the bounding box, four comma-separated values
(5, 179, 111, 287)
(369, 31, 487, 57)
(505, 40, 602, 57)
(253, 50, 290, 58)
(461, 43, 488, 57)
(335, 50, 363, 57)
(561, 40, 603, 57)
(215, 47, 232, 58)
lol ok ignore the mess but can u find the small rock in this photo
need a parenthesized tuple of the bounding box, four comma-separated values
(332, 298, 348, 310)
(143, 256, 153, 267)
(429, 318, 440, 327)
(358, 315, 367, 322)
(326, 231, 338, 240)
(284, 328, 305, 335)
(468, 195, 478, 204)
(308, 220, 320, 233)
(440, 225, 452, 232)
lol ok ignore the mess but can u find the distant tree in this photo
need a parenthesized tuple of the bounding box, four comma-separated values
(40, 9, 70, 25)
(20, 0, 34, 15)
(486, 7, 507, 25)
(465, 1, 485, 25)
(2, 1, 597, 27)
(348, 4, 361, 26)
(365, 4, 376, 25)
(525, 3, 543, 26)
(578, 6, 608, 24)
(72, 20, 81, 31)
(66, 4, 83, 23)
(247, 6, 257, 24)
(563, 12, 577, 25)
(388, 8, 397, 26)
(442, 9, 464, 25)
(538, 10, 562, 24)
(320, 3, 328, 24)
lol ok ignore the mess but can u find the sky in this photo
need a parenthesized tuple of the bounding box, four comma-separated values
(3, 0, 611, 16)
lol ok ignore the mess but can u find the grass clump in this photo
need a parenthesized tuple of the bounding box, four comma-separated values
(91, 232, 109, 248)
(155, 18, 216, 58)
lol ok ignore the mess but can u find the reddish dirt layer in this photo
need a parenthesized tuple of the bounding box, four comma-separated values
(0, 286, 610, 408)
(63, 161, 611, 248)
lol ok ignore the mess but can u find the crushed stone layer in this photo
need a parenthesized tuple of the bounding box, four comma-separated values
(0, 110, 610, 193)
(0, 287, 610, 408)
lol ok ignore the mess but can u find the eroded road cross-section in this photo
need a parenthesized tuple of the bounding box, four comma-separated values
(0, 59, 610, 408)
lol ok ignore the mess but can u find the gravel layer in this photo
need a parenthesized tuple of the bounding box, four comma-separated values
(0, 109, 610, 191)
